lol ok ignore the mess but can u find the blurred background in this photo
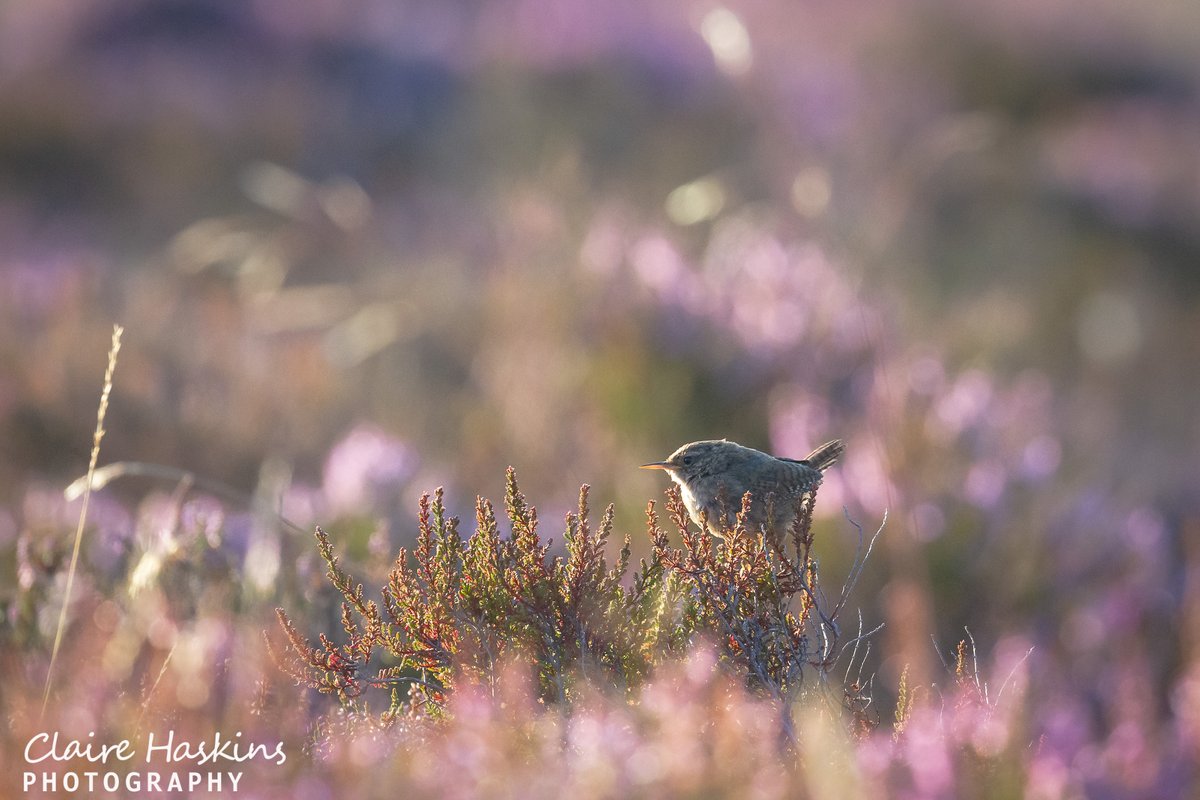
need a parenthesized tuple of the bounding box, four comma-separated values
(2, 0, 1199, 793)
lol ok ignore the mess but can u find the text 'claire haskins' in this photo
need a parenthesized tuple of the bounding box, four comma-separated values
(23, 730, 286, 795)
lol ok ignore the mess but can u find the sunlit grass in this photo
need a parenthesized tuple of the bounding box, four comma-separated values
(41, 324, 123, 718)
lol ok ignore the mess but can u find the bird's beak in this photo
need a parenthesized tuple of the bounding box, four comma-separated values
(640, 461, 674, 471)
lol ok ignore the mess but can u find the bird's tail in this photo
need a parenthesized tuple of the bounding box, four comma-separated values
(803, 439, 846, 472)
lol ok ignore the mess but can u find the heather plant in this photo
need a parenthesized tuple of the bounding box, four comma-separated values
(273, 469, 682, 714)
(272, 469, 876, 742)
(648, 484, 881, 740)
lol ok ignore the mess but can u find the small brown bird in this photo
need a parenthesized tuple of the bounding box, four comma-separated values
(641, 439, 845, 537)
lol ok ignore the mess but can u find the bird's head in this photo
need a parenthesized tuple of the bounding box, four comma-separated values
(640, 439, 739, 484)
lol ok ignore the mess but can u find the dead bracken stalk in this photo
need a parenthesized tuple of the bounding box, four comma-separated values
(42, 324, 123, 718)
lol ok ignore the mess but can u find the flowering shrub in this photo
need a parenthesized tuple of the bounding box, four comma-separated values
(273, 471, 673, 711)
(273, 470, 875, 742)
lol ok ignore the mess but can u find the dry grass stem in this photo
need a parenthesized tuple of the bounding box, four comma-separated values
(41, 324, 123, 718)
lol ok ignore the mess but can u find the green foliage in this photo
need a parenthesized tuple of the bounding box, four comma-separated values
(272, 468, 863, 736)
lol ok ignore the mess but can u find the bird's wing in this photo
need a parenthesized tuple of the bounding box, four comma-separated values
(749, 459, 824, 500)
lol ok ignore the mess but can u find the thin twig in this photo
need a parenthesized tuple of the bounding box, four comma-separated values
(834, 507, 886, 616)
(964, 627, 983, 699)
(995, 646, 1036, 706)
(843, 610, 866, 683)
(136, 641, 177, 734)
(931, 634, 950, 671)
(838, 618, 886, 674)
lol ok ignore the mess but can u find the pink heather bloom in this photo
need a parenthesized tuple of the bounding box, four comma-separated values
(323, 424, 416, 515)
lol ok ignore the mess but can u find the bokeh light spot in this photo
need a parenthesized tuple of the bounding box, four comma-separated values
(699, 8, 752, 76)
(240, 161, 310, 216)
(665, 177, 725, 226)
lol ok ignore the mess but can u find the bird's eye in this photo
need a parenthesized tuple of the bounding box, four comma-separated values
(681, 456, 694, 466)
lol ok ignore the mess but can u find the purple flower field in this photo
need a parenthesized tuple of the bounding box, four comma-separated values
(2, 1, 1199, 797)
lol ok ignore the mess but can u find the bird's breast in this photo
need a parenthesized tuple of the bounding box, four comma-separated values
(675, 477, 703, 520)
